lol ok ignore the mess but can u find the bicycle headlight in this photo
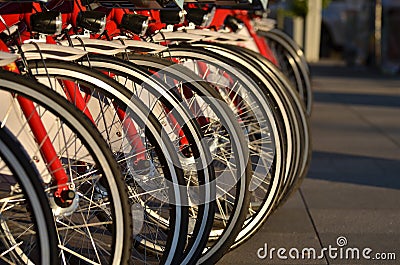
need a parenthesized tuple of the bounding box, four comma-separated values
(185, 8, 209, 26)
(76, 11, 106, 34)
(159, 9, 186, 25)
(120, 14, 149, 36)
(30, 11, 62, 35)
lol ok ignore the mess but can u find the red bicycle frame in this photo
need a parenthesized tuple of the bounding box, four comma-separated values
(0, 38, 69, 198)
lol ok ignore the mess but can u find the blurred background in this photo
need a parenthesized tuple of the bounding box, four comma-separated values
(266, 0, 400, 74)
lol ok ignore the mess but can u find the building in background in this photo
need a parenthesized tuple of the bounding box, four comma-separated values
(321, 0, 373, 66)
(268, 0, 400, 72)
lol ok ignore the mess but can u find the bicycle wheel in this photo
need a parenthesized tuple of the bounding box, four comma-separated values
(73, 53, 216, 265)
(158, 46, 285, 263)
(263, 28, 310, 74)
(25, 59, 189, 265)
(258, 29, 313, 115)
(219, 44, 311, 201)
(0, 70, 132, 264)
(113, 52, 257, 264)
(189, 42, 308, 201)
(0, 124, 58, 265)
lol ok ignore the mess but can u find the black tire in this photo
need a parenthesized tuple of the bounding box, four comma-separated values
(0, 124, 59, 265)
(223, 44, 311, 202)
(258, 28, 313, 115)
(25, 60, 189, 265)
(193, 42, 308, 197)
(121, 53, 255, 264)
(174, 42, 308, 248)
(160, 46, 286, 263)
(76, 54, 216, 265)
(0, 70, 133, 265)
(125, 52, 251, 264)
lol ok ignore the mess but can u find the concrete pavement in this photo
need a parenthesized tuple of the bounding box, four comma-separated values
(218, 63, 400, 265)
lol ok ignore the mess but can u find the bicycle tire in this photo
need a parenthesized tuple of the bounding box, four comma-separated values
(159, 46, 286, 263)
(0, 124, 59, 265)
(75, 53, 216, 265)
(25, 60, 189, 265)
(258, 29, 313, 115)
(163, 43, 305, 249)
(0, 70, 133, 265)
(222, 44, 311, 201)
(191, 42, 307, 200)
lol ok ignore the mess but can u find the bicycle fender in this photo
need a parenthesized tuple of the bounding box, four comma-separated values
(185, 29, 248, 41)
(0, 51, 18, 67)
(112, 39, 168, 54)
(59, 38, 127, 56)
(18, 43, 88, 61)
(152, 31, 204, 43)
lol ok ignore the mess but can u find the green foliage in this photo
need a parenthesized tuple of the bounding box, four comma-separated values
(290, 0, 308, 17)
(279, 0, 331, 18)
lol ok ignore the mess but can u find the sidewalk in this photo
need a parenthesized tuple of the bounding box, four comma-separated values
(218, 63, 400, 265)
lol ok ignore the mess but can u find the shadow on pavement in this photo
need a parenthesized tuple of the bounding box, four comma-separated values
(314, 91, 400, 108)
(310, 64, 400, 80)
(308, 151, 400, 190)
